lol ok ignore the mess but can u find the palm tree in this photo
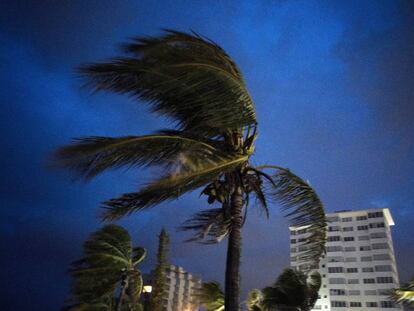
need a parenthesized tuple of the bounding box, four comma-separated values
(391, 278, 414, 308)
(63, 225, 146, 311)
(246, 268, 322, 311)
(198, 282, 225, 311)
(54, 30, 326, 311)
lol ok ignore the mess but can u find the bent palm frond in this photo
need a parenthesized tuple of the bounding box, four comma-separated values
(258, 166, 326, 267)
(246, 289, 264, 311)
(80, 30, 256, 135)
(179, 208, 232, 244)
(53, 133, 221, 179)
(198, 282, 225, 311)
(102, 154, 249, 220)
(391, 279, 414, 307)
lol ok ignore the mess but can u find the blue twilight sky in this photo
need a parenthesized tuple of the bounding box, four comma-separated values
(1, 0, 413, 310)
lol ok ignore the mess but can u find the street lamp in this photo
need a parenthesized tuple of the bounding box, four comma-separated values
(142, 285, 152, 311)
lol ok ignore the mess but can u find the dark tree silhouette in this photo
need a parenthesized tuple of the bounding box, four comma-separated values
(63, 225, 146, 311)
(150, 228, 169, 311)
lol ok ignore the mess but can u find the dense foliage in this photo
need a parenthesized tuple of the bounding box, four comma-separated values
(247, 268, 322, 311)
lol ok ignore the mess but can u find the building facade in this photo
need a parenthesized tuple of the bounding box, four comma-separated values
(143, 265, 202, 311)
(164, 265, 202, 311)
(290, 208, 400, 310)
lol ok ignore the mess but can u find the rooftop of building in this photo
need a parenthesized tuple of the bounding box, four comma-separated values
(326, 207, 394, 226)
(289, 208, 395, 230)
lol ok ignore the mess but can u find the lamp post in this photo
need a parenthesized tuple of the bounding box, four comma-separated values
(142, 285, 152, 311)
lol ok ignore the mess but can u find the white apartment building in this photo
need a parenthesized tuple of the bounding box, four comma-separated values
(290, 208, 400, 311)
(162, 265, 202, 311)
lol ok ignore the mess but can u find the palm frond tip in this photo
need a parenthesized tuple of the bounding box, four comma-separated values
(52, 133, 224, 179)
(259, 166, 327, 266)
(179, 208, 232, 244)
(80, 30, 256, 135)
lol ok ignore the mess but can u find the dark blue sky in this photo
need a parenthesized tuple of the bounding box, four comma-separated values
(1, 1, 413, 310)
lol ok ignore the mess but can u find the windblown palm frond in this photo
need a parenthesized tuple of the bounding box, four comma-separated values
(102, 154, 248, 220)
(64, 225, 146, 310)
(258, 166, 326, 268)
(246, 289, 264, 311)
(52, 132, 223, 179)
(80, 30, 256, 136)
(301, 271, 322, 311)
(180, 208, 232, 244)
(248, 269, 322, 311)
(198, 282, 225, 311)
(391, 279, 414, 307)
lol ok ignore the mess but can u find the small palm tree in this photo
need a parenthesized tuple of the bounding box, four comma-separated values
(198, 282, 225, 311)
(54, 30, 326, 311)
(391, 278, 414, 308)
(247, 268, 321, 311)
(63, 225, 146, 311)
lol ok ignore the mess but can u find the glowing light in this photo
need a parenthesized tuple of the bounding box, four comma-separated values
(143, 285, 152, 293)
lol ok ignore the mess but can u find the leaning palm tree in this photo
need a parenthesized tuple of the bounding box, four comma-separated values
(54, 30, 326, 311)
(63, 225, 146, 311)
(247, 268, 322, 311)
(198, 282, 225, 311)
(391, 278, 414, 308)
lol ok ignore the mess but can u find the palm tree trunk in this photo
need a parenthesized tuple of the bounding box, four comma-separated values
(225, 185, 244, 311)
(116, 274, 129, 311)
